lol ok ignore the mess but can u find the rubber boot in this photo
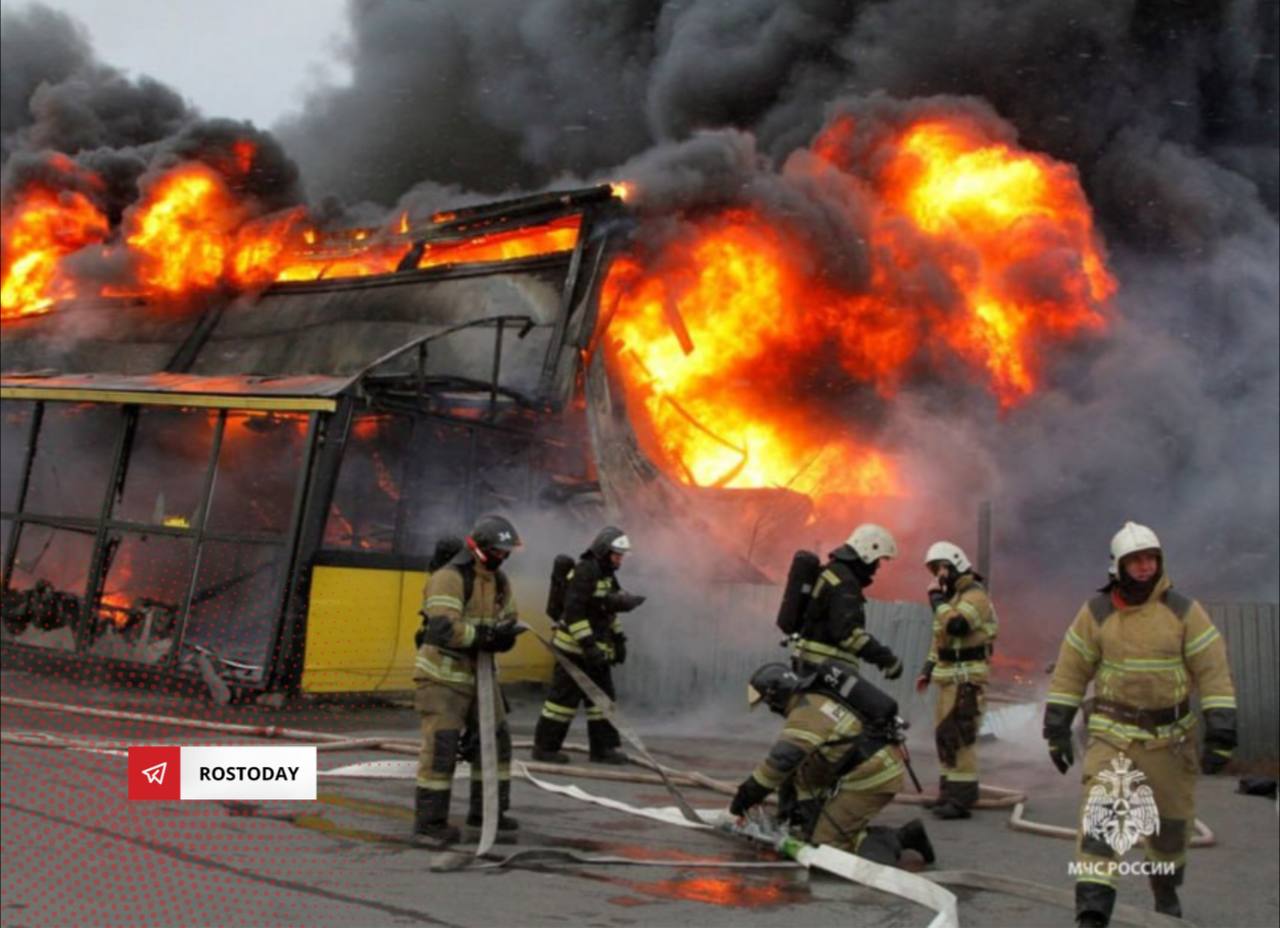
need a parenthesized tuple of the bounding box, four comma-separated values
(1075, 882, 1116, 928)
(588, 719, 628, 765)
(1149, 868, 1183, 918)
(923, 775, 946, 809)
(932, 778, 974, 819)
(897, 818, 936, 864)
(531, 714, 572, 763)
(466, 779, 518, 840)
(854, 826, 902, 865)
(788, 798, 823, 840)
(413, 787, 460, 846)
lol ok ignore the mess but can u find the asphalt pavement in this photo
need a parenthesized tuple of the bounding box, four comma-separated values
(1, 666, 1277, 928)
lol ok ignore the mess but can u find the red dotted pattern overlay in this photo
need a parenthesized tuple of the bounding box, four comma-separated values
(1, 664, 400, 926)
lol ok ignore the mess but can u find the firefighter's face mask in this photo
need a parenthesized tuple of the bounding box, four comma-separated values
(469, 537, 515, 568)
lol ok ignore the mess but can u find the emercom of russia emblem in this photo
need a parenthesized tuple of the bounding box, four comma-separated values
(1083, 754, 1160, 855)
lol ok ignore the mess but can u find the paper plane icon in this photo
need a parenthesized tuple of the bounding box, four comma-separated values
(141, 762, 167, 785)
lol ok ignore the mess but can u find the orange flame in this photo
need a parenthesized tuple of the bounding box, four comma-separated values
(602, 111, 1114, 502)
(603, 213, 902, 500)
(417, 215, 581, 269)
(2, 140, 588, 313)
(870, 118, 1114, 401)
(1, 166, 109, 319)
(118, 162, 247, 296)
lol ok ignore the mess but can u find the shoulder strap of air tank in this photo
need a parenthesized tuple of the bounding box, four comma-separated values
(1087, 592, 1114, 624)
(453, 562, 476, 609)
(1162, 588, 1193, 620)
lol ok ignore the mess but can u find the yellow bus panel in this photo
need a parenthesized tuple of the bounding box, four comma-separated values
(301, 565, 555, 694)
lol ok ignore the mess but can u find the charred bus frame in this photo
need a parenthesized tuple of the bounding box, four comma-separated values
(0, 184, 630, 699)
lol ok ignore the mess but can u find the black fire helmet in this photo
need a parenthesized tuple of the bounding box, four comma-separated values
(589, 525, 632, 559)
(746, 662, 808, 716)
(468, 514, 522, 565)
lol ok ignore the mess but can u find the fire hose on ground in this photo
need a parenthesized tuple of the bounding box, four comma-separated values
(1, 678, 1201, 928)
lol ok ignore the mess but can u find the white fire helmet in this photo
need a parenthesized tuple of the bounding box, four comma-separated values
(924, 541, 971, 574)
(846, 523, 898, 565)
(1109, 521, 1161, 576)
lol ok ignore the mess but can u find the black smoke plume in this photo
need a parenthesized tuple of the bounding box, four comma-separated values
(2, 0, 1276, 621)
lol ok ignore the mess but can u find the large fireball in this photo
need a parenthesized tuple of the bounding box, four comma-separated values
(601, 111, 1115, 503)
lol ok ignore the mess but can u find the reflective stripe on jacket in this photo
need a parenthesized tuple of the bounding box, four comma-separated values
(552, 553, 622, 656)
(413, 562, 518, 692)
(791, 563, 894, 673)
(751, 692, 904, 795)
(1047, 573, 1235, 747)
(928, 574, 998, 683)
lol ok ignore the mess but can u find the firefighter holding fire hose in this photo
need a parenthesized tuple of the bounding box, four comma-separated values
(1044, 522, 1237, 927)
(729, 661, 935, 866)
(531, 526, 645, 765)
(915, 540, 998, 820)
(411, 514, 526, 846)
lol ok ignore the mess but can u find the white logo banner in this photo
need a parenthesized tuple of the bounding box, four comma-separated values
(179, 746, 317, 800)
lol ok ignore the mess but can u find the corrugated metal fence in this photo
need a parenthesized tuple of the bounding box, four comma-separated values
(1206, 602, 1279, 762)
(617, 584, 935, 719)
(618, 584, 1278, 761)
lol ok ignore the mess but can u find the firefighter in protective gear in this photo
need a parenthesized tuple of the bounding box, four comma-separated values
(791, 523, 904, 681)
(916, 540, 998, 820)
(413, 514, 525, 845)
(532, 526, 645, 765)
(1044, 522, 1237, 927)
(730, 663, 935, 866)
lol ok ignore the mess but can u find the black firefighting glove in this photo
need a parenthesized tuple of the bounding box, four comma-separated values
(581, 639, 609, 669)
(915, 660, 935, 693)
(927, 589, 948, 610)
(729, 775, 772, 817)
(474, 619, 522, 653)
(944, 615, 971, 637)
(870, 648, 903, 680)
(458, 727, 478, 765)
(604, 591, 647, 613)
(1043, 703, 1077, 775)
(613, 633, 627, 666)
(856, 639, 901, 679)
(1201, 708, 1237, 775)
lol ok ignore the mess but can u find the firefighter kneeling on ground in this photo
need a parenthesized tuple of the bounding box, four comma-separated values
(790, 523, 905, 682)
(729, 662, 934, 867)
(412, 514, 526, 846)
(532, 526, 645, 765)
(915, 540, 998, 820)
(1044, 521, 1237, 928)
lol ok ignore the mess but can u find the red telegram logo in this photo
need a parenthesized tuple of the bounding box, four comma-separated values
(128, 746, 181, 800)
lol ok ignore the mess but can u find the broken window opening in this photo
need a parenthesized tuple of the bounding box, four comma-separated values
(205, 411, 309, 536)
(22, 402, 122, 521)
(113, 406, 218, 529)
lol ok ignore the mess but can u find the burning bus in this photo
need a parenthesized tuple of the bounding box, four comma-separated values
(1, 184, 635, 697)
(1, 108, 1117, 703)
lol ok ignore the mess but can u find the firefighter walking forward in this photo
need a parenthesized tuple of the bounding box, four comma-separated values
(915, 540, 998, 819)
(1043, 522, 1237, 927)
(412, 515, 525, 846)
(729, 662, 935, 867)
(532, 526, 645, 765)
(791, 523, 904, 682)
